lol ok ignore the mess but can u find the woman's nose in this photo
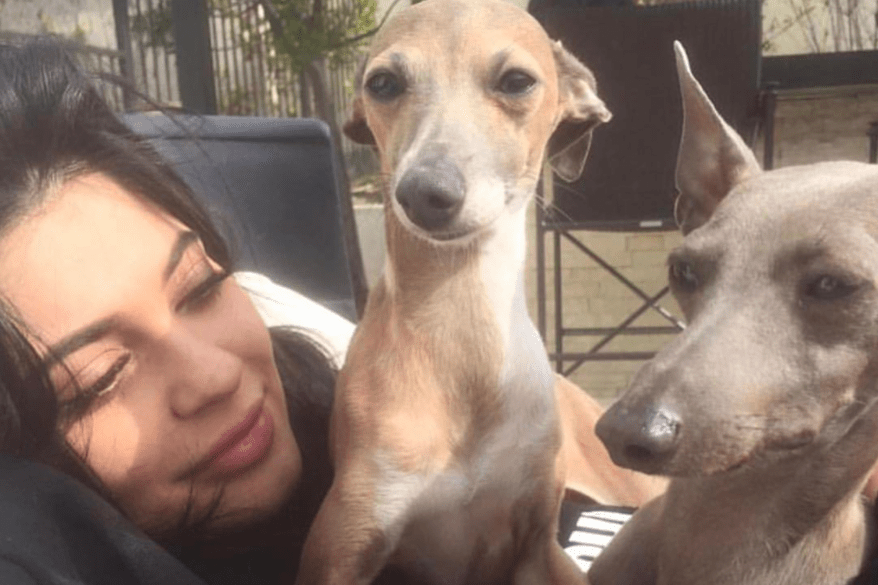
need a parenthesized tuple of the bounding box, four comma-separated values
(163, 327, 244, 419)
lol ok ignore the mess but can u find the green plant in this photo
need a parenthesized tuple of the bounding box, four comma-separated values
(248, 0, 378, 73)
(131, 0, 175, 50)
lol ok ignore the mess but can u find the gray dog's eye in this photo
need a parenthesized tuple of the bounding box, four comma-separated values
(805, 274, 858, 301)
(497, 70, 536, 95)
(669, 261, 699, 292)
(366, 70, 405, 101)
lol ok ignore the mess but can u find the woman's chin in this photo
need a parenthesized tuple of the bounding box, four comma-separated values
(213, 418, 302, 527)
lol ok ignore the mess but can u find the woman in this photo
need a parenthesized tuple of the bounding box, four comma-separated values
(0, 39, 342, 584)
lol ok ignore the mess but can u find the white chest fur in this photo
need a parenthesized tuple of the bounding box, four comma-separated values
(370, 206, 560, 583)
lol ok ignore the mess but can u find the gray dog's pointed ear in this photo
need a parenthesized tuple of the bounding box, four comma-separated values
(674, 41, 760, 234)
(548, 42, 612, 182)
(343, 60, 376, 145)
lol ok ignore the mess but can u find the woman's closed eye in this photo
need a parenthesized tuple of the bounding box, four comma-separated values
(86, 353, 131, 396)
(171, 238, 231, 315)
(58, 352, 132, 421)
(176, 267, 230, 314)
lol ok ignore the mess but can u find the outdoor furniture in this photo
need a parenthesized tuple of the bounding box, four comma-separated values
(530, 0, 771, 375)
(122, 114, 365, 322)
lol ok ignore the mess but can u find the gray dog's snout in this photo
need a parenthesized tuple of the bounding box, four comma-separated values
(596, 404, 681, 475)
(395, 160, 466, 232)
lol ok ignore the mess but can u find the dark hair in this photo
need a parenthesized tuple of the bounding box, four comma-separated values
(0, 39, 230, 462)
(0, 38, 337, 570)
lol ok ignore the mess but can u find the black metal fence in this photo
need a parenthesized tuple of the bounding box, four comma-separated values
(117, 0, 360, 120)
(117, 0, 363, 162)
(125, 0, 179, 106)
(0, 1, 372, 173)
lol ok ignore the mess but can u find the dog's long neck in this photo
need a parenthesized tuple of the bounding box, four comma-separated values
(659, 441, 876, 585)
(382, 203, 529, 348)
(372, 201, 553, 411)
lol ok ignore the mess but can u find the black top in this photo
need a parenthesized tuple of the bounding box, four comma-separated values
(0, 455, 207, 585)
(0, 453, 606, 585)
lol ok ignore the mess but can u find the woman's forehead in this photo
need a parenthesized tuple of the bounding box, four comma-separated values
(0, 172, 188, 346)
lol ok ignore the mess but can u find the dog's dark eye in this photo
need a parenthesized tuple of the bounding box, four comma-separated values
(669, 261, 699, 293)
(497, 70, 536, 95)
(366, 71, 405, 101)
(804, 274, 859, 301)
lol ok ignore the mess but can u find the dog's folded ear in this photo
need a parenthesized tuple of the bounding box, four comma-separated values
(673, 41, 760, 234)
(344, 95, 376, 145)
(343, 60, 377, 145)
(548, 42, 612, 183)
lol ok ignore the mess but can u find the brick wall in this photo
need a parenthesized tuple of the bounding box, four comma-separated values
(524, 88, 878, 405)
(523, 205, 685, 405)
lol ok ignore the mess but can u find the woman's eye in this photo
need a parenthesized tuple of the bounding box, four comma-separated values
(669, 261, 699, 293)
(59, 354, 131, 421)
(86, 354, 131, 397)
(804, 274, 859, 301)
(366, 70, 405, 101)
(497, 70, 537, 96)
(177, 270, 229, 314)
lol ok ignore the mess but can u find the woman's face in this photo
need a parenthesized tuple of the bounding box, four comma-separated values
(0, 173, 302, 534)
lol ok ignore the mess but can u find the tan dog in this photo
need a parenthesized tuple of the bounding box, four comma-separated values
(589, 42, 878, 585)
(295, 1, 612, 583)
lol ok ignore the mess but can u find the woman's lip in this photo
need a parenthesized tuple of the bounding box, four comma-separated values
(208, 403, 263, 460)
(187, 403, 274, 478)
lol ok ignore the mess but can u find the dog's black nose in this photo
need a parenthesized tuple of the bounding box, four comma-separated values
(595, 403, 681, 474)
(395, 161, 466, 233)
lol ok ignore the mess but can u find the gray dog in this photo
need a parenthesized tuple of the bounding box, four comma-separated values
(590, 42, 878, 585)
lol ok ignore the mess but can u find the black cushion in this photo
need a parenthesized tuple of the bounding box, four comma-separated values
(122, 114, 358, 321)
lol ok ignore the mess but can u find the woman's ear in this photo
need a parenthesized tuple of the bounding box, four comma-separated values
(547, 42, 612, 183)
(673, 41, 760, 235)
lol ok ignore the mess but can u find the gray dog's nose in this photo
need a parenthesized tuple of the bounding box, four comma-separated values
(395, 160, 466, 233)
(595, 404, 681, 474)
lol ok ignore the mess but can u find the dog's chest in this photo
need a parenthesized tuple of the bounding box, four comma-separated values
(387, 409, 558, 584)
(379, 310, 558, 583)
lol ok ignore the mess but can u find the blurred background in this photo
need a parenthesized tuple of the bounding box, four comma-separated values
(4, 0, 877, 402)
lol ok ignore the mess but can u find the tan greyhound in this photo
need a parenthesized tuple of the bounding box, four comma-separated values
(589, 42, 878, 585)
(294, 0, 616, 583)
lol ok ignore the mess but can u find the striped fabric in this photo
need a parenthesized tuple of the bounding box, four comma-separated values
(558, 504, 634, 572)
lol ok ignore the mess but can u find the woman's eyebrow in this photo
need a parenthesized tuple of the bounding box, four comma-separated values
(45, 318, 116, 366)
(45, 230, 200, 366)
(163, 230, 200, 283)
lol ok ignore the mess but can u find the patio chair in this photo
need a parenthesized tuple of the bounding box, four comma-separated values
(122, 114, 366, 322)
(530, 0, 772, 375)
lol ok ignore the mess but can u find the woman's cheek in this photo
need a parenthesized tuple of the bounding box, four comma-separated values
(66, 404, 145, 488)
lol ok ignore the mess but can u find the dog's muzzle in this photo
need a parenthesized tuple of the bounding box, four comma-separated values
(395, 159, 466, 234)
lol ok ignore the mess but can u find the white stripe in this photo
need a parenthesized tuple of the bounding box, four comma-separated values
(568, 530, 614, 547)
(576, 517, 626, 534)
(563, 544, 605, 572)
(585, 510, 633, 524)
